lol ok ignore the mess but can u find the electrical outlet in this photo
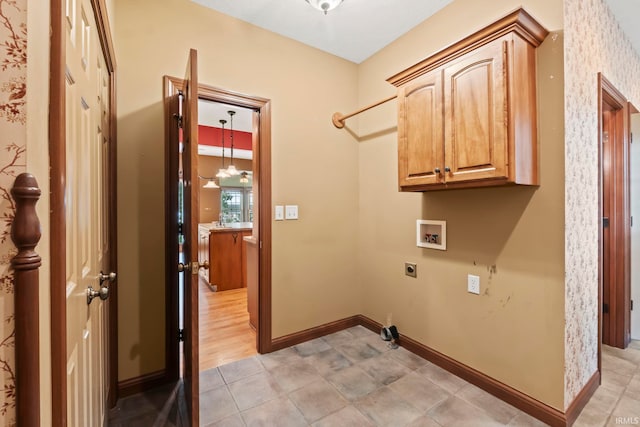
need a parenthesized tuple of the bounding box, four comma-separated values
(468, 274, 480, 295)
(405, 262, 417, 278)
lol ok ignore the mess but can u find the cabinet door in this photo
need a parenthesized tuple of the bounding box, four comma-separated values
(443, 39, 508, 183)
(210, 232, 243, 291)
(398, 69, 443, 188)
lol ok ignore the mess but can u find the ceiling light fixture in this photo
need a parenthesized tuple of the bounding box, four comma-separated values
(215, 119, 230, 178)
(203, 179, 219, 189)
(225, 110, 240, 176)
(305, 0, 343, 15)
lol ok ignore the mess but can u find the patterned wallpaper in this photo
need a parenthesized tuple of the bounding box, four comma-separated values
(0, 0, 26, 424)
(564, 0, 640, 410)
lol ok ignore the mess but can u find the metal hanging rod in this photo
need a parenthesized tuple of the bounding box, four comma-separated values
(332, 94, 397, 128)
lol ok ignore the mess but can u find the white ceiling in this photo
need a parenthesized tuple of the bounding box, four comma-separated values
(193, 2, 640, 158)
(198, 99, 254, 132)
(191, 0, 453, 63)
(191, 0, 640, 81)
(604, 0, 640, 56)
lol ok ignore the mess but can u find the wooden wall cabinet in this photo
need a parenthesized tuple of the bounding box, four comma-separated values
(388, 8, 548, 191)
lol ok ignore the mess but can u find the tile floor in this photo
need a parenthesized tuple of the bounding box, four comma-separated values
(574, 340, 640, 427)
(108, 327, 640, 427)
(197, 326, 546, 427)
(108, 380, 185, 426)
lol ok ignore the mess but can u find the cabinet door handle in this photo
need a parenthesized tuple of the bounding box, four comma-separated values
(434, 167, 441, 174)
(444, 166, 451, 173)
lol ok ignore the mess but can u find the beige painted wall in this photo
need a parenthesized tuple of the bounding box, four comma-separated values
(355, 0, 565, 409)
(198, 156, 252, 223)
(115, 0, 361, 380)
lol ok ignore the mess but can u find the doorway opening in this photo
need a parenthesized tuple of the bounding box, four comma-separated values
(196, 99, 257, 372)
(164, 76, 273, 392)
(598, 73, 632, 366)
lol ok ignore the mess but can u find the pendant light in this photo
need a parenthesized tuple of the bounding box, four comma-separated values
(215, 119, 230, 178)
(239, 171, 249, 184)
(225, 110, 240, 176)
(198, 174, 220, 188)
(203, 179, 219, 189)
(305, 0, 343, 14)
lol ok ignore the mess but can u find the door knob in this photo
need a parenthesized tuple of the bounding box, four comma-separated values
(178, 261, 209, 274)
(99, 271, 116, 285)
(434, 167, 441, 174)
(444, 166, 451, 173)
(87, 285, 109, 304)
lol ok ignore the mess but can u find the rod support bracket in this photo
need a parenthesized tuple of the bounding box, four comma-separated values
(332, 112, 345, 129)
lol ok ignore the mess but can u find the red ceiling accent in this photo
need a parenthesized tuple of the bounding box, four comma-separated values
(198, 125, 252, 151)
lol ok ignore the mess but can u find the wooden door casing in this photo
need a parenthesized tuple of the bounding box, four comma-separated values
(598, 73, 632, 355)
(602, 108, 613, 345)
(165, 79, 273, 398)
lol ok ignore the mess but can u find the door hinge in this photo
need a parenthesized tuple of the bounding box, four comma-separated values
(603, 303, 609, 314)
(178, 223, 183, 234)
(632, 216, 634, 227)
(178, 329, 185, 342)
(603, 217, 610, 228)
(632, 300, 634, 311)
(173, 113, 183, 129)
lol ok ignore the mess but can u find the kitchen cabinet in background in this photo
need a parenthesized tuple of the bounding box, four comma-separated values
(209, 228, 251, 291)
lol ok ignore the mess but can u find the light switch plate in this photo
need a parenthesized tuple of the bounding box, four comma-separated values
(468, 274, 480, 295)
(275, 205, 284, 221)
(285, 205, 298, 220)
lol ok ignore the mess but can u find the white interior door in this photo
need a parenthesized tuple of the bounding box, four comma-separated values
(65, 0, 111, 424)
(631, 113, 640, 340)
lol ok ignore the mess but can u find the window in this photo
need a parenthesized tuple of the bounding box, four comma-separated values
(220, 187, 253, 223)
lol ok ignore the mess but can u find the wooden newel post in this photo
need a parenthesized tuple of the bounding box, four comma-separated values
(10, 173, 42, 427)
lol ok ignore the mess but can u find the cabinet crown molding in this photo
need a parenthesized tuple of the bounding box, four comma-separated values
(387, 8, 549, 87)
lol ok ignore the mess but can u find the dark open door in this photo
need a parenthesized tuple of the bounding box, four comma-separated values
(181, 48, 200, 425)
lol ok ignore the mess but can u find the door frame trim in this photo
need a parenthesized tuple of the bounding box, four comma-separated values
(49, 0, 118, 423)
(163, 77, 273, 382)
(597, 73, 631, 370)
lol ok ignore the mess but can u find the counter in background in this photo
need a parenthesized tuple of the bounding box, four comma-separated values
(206, 221, 253, 231)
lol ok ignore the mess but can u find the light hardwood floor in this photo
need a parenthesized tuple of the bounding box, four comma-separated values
(198, 279, 257, 372)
